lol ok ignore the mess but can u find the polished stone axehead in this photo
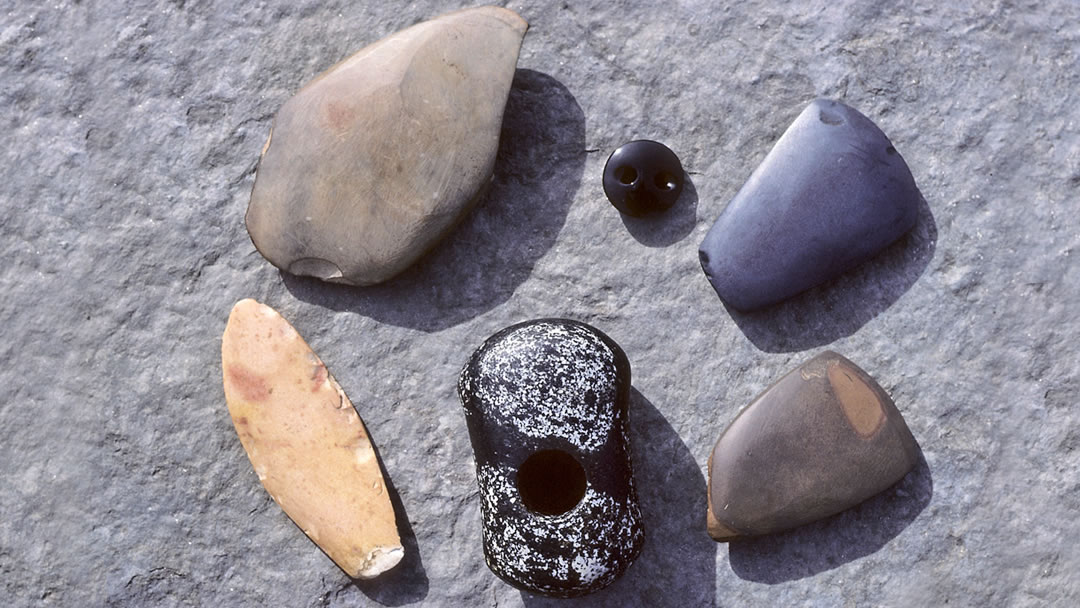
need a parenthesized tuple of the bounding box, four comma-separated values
(246, 6, 528, 285)
(707, 351, 920, 541)
(221, 299, 403, 578)
(699, 99, 921, 311)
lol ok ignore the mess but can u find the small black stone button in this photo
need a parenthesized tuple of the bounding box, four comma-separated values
(603, 140, 684, 216)
(459, 319, 643, 598)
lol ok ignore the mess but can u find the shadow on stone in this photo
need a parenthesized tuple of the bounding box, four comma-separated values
(727, 448, 933, 584)
(619, 174, 699, 247)
(282, 68, 586, 332)
(350, 444, 428, 605)
(520, 388, 716, 608)
(723, 195, 937, 353)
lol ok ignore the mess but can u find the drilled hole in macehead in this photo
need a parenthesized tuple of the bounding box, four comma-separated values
(517, 449, 587, 516)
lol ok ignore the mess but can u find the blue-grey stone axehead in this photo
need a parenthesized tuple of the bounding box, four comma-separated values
(699, 99, 921, 312)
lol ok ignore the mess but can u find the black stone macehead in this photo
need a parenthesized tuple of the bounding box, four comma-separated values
(458, 319, 643, 598)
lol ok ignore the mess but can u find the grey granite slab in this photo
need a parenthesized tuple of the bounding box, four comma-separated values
(1, 1, 1078, 606)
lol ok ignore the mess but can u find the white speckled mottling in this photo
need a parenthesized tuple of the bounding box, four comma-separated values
(572, 550, 608, 586)
(469, 322, 619, 452)
(476, 463, 641, 595)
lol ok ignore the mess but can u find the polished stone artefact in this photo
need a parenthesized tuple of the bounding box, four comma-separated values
(707, 351, 920, 541)
(699, 99, 921, 311)
(459, 319, 643, 597)
(602, 139, 684, 216)
(222, 299, 402, 578)
(246, 6, 528, 285)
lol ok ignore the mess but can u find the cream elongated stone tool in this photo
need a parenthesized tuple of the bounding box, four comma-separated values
(221, 299, 402, 578)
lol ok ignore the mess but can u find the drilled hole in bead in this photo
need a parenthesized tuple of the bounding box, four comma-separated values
(517, 449, 587, 516)
(615, 166, 638, 185)
(654, 170, 678, 191)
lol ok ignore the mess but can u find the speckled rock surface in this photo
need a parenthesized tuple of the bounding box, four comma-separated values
(1, 1, 1079, 606)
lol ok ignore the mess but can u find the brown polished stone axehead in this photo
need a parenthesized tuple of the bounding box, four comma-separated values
(706, 351, 919, 541)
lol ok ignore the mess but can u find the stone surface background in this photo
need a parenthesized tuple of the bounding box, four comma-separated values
(2, 0, 1078, 606)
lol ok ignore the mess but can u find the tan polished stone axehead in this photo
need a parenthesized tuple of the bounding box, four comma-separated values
(245, 6, 528, 285)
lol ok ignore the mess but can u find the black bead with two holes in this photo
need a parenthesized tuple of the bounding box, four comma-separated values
(602, 140, 684, 216)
